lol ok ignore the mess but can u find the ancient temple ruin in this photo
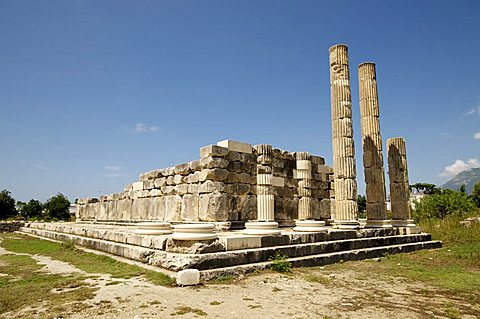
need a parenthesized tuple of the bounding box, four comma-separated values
(20, 44, 441, 280)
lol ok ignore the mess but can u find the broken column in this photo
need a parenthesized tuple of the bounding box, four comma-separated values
(358, 62, 391, 228)
(244, 144, 281, 235)
(387, 137, 415, 227)
(294, 152, 326, 232)
(329, 44, 360, 228)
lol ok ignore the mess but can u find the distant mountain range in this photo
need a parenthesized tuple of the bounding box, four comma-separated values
(441, 167, 480, 194)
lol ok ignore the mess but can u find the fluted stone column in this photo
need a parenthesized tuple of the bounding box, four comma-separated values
(387, 137, 415, 227)
(329, 44, 360, 229)
(294, 152, 326, 232)
(358, 63, 391, 228)
(244, 144, 281, 235)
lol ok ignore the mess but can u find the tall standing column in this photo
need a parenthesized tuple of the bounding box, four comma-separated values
(329, 44, 360, 229)
(244, 144, 281, 235)
(294, 152, 326, 232)
(358, 63, 391, 228)
(387, 137, 415, 227)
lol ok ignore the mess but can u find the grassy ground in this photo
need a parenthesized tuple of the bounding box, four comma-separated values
(0, 233, 175, 317)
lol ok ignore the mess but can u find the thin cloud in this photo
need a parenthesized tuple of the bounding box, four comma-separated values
(135, 122, 159, 133)
(464, 108, 476, 116)
(22, 161, 47, 171)
(474, 132, 480, 140)
(104, 165, 121, 171)
(102, 173, 121, 178)
(439, 158, 480, 177)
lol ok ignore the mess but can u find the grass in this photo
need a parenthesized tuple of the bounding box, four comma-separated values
(0, 254, 95, 315)
(268, 251, 292, 273)
(0, 233, 175, 286)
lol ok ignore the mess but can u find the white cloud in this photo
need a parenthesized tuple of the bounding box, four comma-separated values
(135, 123, 158, 133)
(104, 165, 121, 171)
(439, 158, 480, 177)
(464, 108, 476, 116)
(474, 132, 480, 140)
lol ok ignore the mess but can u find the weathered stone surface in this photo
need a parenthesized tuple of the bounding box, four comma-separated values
(388, 137, 412, 223)
(176, 269, 200, 286)
(181, 194, 199, 221)
(200, 145, 229, 158)
(199, 193, 229, 221)
(200, 157, 229, 169)
(165, 195, 182, 221)
(199, 180, 227, 193)
(174, 163, 191, 175)
(199, 169, 229, 182)
(217, 140, 252, 154)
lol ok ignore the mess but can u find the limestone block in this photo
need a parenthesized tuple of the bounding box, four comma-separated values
(225, 151, 241, 161)
(184, 172, 200, 184)
(200, 145, 229, 158)
(199, 193, 229, 221)
(143, 180, 154, 190)
(166, 175, 175, 185)
(199, 168, 228, 182)
(257, 164, 272, 174)
(132, 181, 143, 191)
(150, 197, 166, 220)
(189, 160, 202, 172)
(273, 186, 293, 197)
(298, 179, 314, 189)
(117, 199, 132, 220)
(366, 202, 387, 219)
(311, 155, 326, 165)
(217, 140, 253, 154)
(165, 195, 182, 221)
(364, 167, 385, 184)
(172, 174, 183, 184)
(296, 160, 312, 171)
(240, 196, 257, 221)
(176, 269, 200, 286)
(271, 176, 285, 187)
(228, 183, 251, 195)
(181, 194, 199, 221)
(362, 134, 383, 152)
(363, 150, 384, 168)
(199, 180, 227, 193)
(360, 117, 381, 135)
(174, 184, 189, 195)
(390, 182, 409, 202)
(154, 177, 166, 188)
(163, 167, 175, 176)
(201, 157, 229, 169)
(318, 198, 333, 219)
(161, 185, 175, 195)
(239, 173, 255, 184)
(227, 161, 243, 173)
(174, 163, 191, 175)
(188, 184, 199, 194)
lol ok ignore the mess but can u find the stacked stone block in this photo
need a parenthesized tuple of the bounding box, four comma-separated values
(358, 62, 390, 228)
(329, 44, 359, 228)
(76, 140, 334, 227)
(387, 137, 415, 227)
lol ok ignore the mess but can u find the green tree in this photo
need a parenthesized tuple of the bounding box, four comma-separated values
(0, 189, 17, 220)
(470, 181, 480, 208)
(19, 199, 43, 219)
(413, 189, 476, 222)
(43, 193, 71, 221)
(410, 183, 440, 195)
(357, 195, 366, 218)
(459, 184, 466, 194)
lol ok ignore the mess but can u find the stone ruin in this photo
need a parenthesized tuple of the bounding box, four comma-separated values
(21, 44, 441, 282)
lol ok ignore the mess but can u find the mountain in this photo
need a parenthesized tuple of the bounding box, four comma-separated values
(441, 167, 480, 194)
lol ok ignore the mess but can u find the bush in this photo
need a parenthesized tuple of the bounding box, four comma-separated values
(413, 189, 477, 222)
(470, 181, 480, 208)
(269, 251, 292, 273)
(0, 189, 17, 220)
(18, 199, 43, 219)
(43, 193, 71, 221)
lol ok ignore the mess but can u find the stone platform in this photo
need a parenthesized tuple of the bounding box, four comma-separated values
(19, 222, 441, 280)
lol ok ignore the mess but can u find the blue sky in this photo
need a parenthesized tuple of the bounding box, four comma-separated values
(1, 0, 479, 202)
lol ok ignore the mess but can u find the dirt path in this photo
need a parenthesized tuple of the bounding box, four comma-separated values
(1, 241, 477, 319)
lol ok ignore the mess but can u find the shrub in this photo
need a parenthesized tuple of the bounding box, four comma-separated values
(269, 251, 292, 273)
(43, 193, 71, 221)
(413, 189, 476, 222)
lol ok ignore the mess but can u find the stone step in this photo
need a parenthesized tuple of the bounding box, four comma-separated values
(199, 240, 442, 280)
(19, 227, 439, 274)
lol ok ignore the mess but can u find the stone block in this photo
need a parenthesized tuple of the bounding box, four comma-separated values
(311, 155, 325, 165)
(219, 236, 262, 250)
(189, 160, 202, 172)
(176, 269, 200, 286)
(154, 177, 166, 188)
(201, 157, 229, 169)
(174, 163, 191, 175)
(199, 193, 229, 221)
(165, 195, 182, 221)
(132, 181, 144, 191)
(150, 197, 166, 220)
(188, 184, 200, 194)
(181, 194, 199, 221)
(217, 140, 252, 154)
(199, 169, 229, 182)
(200, 145, 229, 158)
(173, 174, 184, 184)
(271, 176, 285, 187)
(199, 180, 227, 193)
